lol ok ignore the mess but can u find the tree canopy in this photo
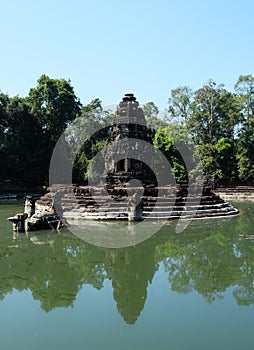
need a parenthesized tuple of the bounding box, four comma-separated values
(0, 74, 254, 186)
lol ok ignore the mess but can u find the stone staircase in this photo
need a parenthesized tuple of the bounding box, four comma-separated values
(36, 184, 238, 221)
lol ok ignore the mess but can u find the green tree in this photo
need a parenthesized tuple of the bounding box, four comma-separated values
(189, 80, 240, 144)
(214, 137, 237, 181)
(143, 101, 159, 118)
(28, 74, 81, 142)
(0, 92, 9, 133)
(194, 143, 216, 177)
(143, 101, 166, 130)
(161, 123, 190, 144)
(71, 99, 111, 184)
(192, 137, 237, 183)
(234, 75, 254, 181)
(5, 96, 43, 183)
(168, 86, 193, 125)
(154, 127, 187, 183)
(235, 74, 254, 124)
(27, 74, 81, 183)
(0, 92, 10, 180)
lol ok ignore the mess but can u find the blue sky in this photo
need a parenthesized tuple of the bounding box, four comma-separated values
(1, 0, 254, 110)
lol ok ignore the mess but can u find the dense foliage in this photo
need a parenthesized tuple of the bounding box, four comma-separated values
(0, 74, 253, 186)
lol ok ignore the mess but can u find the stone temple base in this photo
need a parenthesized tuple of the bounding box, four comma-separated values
(34, 184, 239, 223)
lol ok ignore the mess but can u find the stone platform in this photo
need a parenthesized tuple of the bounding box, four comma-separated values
(35, 184, 238, 222)
(214, 187, 254, 201)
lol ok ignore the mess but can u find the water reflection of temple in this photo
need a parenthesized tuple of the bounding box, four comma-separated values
(105, 246, 158, 324)
(2, 208, 254, 323)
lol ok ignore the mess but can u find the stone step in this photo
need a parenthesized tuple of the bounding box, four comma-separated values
(63, 205, 238, 220)
(143, 202, 229, 210)
(143, 206, 237, 217)
(62, 203, 233, 215)
(62, 201, 230, 212)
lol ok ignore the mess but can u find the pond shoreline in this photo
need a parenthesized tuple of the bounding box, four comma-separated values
(0, 183, 46, 200)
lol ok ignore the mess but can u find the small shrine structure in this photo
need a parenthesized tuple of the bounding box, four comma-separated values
(8, 93, 239, 231)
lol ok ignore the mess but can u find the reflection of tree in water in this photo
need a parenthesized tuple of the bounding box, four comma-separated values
(157, 232, 239, 303)
(0, 228, 160, 323)
(0, 233, 82, 311)
(156, 216, 254, 305)
(1, 208, 254, 323)
(232, 206, 254, 306)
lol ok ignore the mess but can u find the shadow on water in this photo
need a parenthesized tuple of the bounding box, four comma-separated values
(0, 201, 254, 324)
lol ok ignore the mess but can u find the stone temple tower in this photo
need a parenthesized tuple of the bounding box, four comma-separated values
(104, 93, 156, 188)
(27, 92, 239, 226)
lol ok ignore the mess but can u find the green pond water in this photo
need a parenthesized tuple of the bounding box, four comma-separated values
(1, 200, 254, 350)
